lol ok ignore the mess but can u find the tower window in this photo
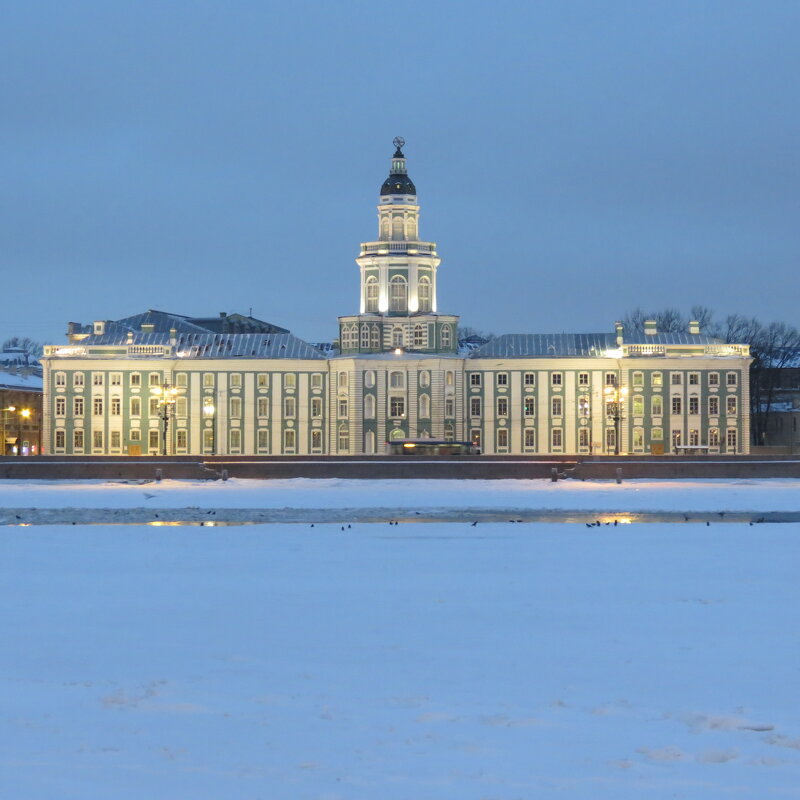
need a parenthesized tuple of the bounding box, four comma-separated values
(389, 276, 407, 312)
(418, 277, 431, 312)
(365, 277, 379, 313)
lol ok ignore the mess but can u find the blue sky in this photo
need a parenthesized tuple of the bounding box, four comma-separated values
(2, 0, 798, 345)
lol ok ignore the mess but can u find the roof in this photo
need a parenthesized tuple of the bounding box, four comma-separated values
(0, 370, 43, 391)
(380, 144, 416, 196)
(470, 333, 616, 358)
(623, 332, 721, 345)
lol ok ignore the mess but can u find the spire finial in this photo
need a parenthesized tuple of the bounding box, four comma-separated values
(392, 136, 405, 156)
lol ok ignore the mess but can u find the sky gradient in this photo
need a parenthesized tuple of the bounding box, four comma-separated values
(2, 1, 798, 347)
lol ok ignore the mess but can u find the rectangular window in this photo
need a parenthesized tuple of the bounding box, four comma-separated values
(284, 429, 296, 451)
(111, 397, 121, 415)
(130, 397, 141, 416)
(709, 428, 720, 447)
(672, 429, 681, 449)
(709, 396, 719, 416)
(129, 428, 141, 442)
(175, 372, 188, 387)
(93, 430, 104, 449)
(470, 373, 482, 387)
(671, 373, 682, 385)
(230, 373, 242, 388)
(203, 373, 214, 388)
(651, 396, 663, 416)
(284, 397, 296, 417)
(689, 429, 699, 446)
(230, 398, 242, 417)
(55, 372, 66, 386)
(726, 428, 737, 450)
(148, 430, 159, 450)
(258, 397, 269, 417)
(110, 431, 121, 449)
(551, 397, 562, 416)
(149, 397, 160, 416)
(55, 397, 66, 416)
(338, 426, 350, 451)
(202, 429, 214, 451)
(497, 398, 508, 416)
(73, 372, 84, 387)
(496, 373, 508, 386)
(74, 397, 84, 416)
(390, 397, 405, 417)
(311, 429, 322, 451)
(524, 397, 535, 416)
(176, 430, 188, 449)
(258, 373, 269, 388)
(632, 371, 644, 387)
(605, 428, 616, 451)
(471, 428, 481, 449)
(149, 373, 160, 386)
(230, 429, 241, 450)
(727, 372, 738, 386)
(689, 372, 700, 385)
(338, 372, 348, 388)
(578, 395, 590, 417)
(633, 427, 644, 451)
(578, 372, 589, 386)
(284, 374, 296, 389)
(496, 428, 508, 448)
(110, 373, 122, 386)
(631, 395, 644, 416)
(470, 397, 481, 417)
(311, 397, 322, 418)
(55, 429, 65, 449)
(524, 372, 536, 386)
(708, 373, 719, 386)
(176, 397, 187, 417)
(551, 373, 562, 386)
(605, 372, 617, 386)
(551, 428, 562, 448)
(338, 399, 348, 417)
(93, 397, 103, 415)
(652, 372, 663, 387)
(578, 428, 590, 449)
(257, 429, 270, 450)
(390, 372, 404, 389)
(688, 396, 699, 415)
(727, 396, 737, 415)
(93, 373, 104, 386)
(130, 373, 141, 387)
(651, 426, 663, 441)
(73, 429, 84, 450)
(525, 428, 536, 449)
(445, 397, 454, 416)
(671, 396, 682, 415)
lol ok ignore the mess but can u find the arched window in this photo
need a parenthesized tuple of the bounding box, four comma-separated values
(444, 423, 455, 441)
(365, 277, 379, 313)
(413, 324, 425, 347)
(360, 325, 370, 348)
(392, 217, 404, 240)
(392, 326, 404, 347)
(338, 424, 349, 453)
(389, 276, 407, 312)
(389, 371, 405, 389)
(407, 218, 417, 240)
(381, 218, 390, 239)
(418, 277, 431, 312)
(364, 431, 376, 454)
(440, 324, 451, 348)
(419, 394, 430, 418)
(370, 325, 380, 350)
(364, 394, 376, 419)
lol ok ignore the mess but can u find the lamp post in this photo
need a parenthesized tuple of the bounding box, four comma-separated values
(603, 384, 628, 455)
(2, 406, 31, 456)
(1, 406, 13, 456)
(149, 383, 185, 456)
(203, 397, 216, 455)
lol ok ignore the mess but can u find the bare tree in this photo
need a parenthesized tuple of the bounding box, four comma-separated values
(1, 336, 42, 358)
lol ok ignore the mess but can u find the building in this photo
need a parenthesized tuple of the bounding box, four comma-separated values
(41, 141, 752, 456)
(1, 347, 43, 455)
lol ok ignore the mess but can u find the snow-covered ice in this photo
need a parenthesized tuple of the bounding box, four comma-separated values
(2, 511, 800, 799)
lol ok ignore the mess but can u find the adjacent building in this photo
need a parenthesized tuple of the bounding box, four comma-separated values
(41, 142, 752, 456)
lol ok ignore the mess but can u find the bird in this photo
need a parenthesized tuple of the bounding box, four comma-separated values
(585, 523, 592, 528)
(347, 524, 351, 529)
(143, 492, 156, 499)
(614, 520, 618, 526)
(15, 514, 21, 520)
(683, 514, 690, 521)
(471, 521, 478, 527)
(706, 521, 710, 526)
(310, 524, 314, 528)
(341, 526, 345, 531)
(718, 511, 725, 518)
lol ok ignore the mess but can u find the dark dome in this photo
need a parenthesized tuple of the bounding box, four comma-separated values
(380, 174, 416, 196)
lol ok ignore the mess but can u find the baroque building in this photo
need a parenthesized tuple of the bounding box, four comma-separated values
(41, 141, 752, 456)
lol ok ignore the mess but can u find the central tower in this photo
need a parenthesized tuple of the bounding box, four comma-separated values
(338, 138, 459, 354)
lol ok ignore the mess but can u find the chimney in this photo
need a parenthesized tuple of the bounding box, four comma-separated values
(66, 322, 81, 343)
(644, 320, 658, 336)
(93, 321, 105, 335)
(219, 311, 227, 318)
(688, 320, 700, 335)
(169, 327, 177, 346)
(614, 321, 624, 347)
(126, 331, 134, 344)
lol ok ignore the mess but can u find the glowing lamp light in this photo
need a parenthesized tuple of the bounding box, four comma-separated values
(403, 442, 416, 449)
(20, 409, 31, 418)
(393, 347, 403, 355)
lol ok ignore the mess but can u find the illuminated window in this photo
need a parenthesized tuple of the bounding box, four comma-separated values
(651, 426, 663, 441)
(633, 427, 644, 451)
(709, 427, 719, 447)
(632, 395, 644, 416)
(651, 396, 663, 416)
(389, 276, 407, 312)
(689, 429, 699, 445)
(365, 276, 379, 312)
(418, 277, 431, 312)
(203, 373, 214, 388)
(651, 372, 663, 387)
(230, 373, 242, 388)
(632, 371, 644, 387)
(390, 397, 405, 417)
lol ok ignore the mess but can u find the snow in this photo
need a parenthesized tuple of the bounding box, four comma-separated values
(2, 481, 799, 798)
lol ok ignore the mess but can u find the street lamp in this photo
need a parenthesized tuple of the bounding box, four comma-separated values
(203, 398, 216, 455)
(149, 383, 185, 456)
(2, 406, 31, 456)
(603, 385, 628, 455)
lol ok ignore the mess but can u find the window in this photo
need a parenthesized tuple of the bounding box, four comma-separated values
(605, 372, 617, 386)
(671, 373, 682, 385)
(671, 397, 682, 415)
(74, 397, 84, 416)
(445, 397, 454, 416)
(311, 430, 322, 451)
(413, 325, 425, 347)
(524, 397, 535, 416)
(632, 395, 644, 416)
(709, 428, 720, 447)
(110, 373, 122, 386)
(284, 397, 296, 417)
(726, 428, 737, 450)
(55, 372, 66, 387)
(230, 429, 241, 450)
(149, 398, 160, 416)
(203, 373, 214, 388)
(258, 373, 269, 388)
(689, 372, 700, 385)
(446, 371, 455, 386)
(578, 428, 589, 450)
(551, 397, 562, 416)
(390, 397, 405, 417)
(689, 429, 699, 446)
(497, 373, 508, 386)
(230, 373, 242, 388)
(418, 277, 431, 312)
(338, 425, 349, 452)
(652, 372, 663, 387)
(284, 429, 296, 451)
(496, 428, 508, 448)
(338, 399, 348, 417)
(130, 373, 141, 387)
(633, 427, 644, 451)
(55, 397, 66, 416)
(419, 370, 430, 388)
(525, 428, 536, 450)
(471, 429, 482, 449)
(93, 373, 104, 387)
(110, 431, 121, 449)
(672, 430, 681, 449)
(444, 424, 455, 441)
(364, 394, 375, 419)
(230, 398, 242, 417)
(419, 394, 430, 418)
(651, 396, 663, 416)
(360, 325, 370, 349)
(727, 372, 738, 386)
(203, 398, 214, 417)
(392, 327, 403, 347)
(338, 372, 348, 389)
(73, 429, 84, 449)
(632, 371, 644, 387)
(578, 395, 589, 416)
(708, 373, 719, 387)
(111, 397, 121, 415)
(93, 397, 103, 415)
(175, 373, 187, 387)
(390, 371, 404, 389)
(370, 326, 380, 349)
(149, 373, 160, 387)
(176, 398, 187, 417)
(73, 372, 84, 387)
(311, 373, 323, 390)
(470, 373, 481, 387)
(552, 428, 563, 448)
(497, 398, 508, 417)
(389, 276, 407, 312)
(688, 396, 699, 415)
(551, 373, 562, 386)
(470, 397, 482, 417)
(257, 397, 269, 417)
(605, 428, 616, 451)
(440, 325, 451, 348)
(130, 398, 141, 416)
(365, 276, 379, 312)
(708, 396, 719, 416)
(727, 396, 737, 415)
(285, 374, 296, 389)
(651, 426, 663, 441)
(94, 430, 105, 449)
(258, 429, 270, 451)
(169, 429, 185, 450)
(203, 429, 214, 451)
(55, 429, 65, 449)
(524, 372, 536, 386)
